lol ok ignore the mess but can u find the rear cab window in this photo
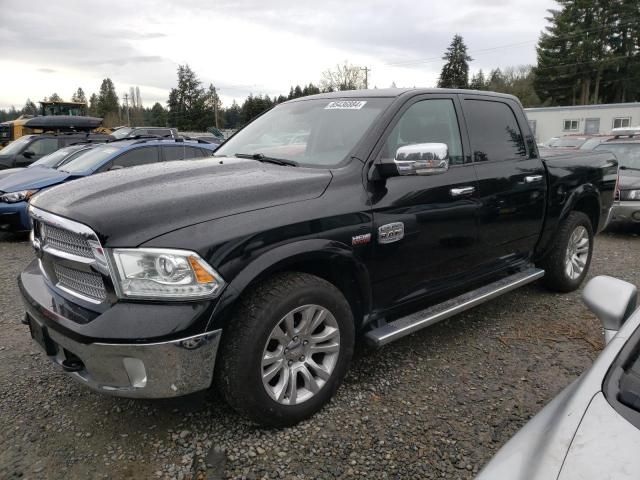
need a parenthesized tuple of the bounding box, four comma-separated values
(463, 99, 527, 162)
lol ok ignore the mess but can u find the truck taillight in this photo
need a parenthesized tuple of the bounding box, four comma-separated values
(614, 174, 620, 201)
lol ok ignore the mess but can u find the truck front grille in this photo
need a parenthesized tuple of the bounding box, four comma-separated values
(40, 222, 94, 260)
(53, 263, 107, 302)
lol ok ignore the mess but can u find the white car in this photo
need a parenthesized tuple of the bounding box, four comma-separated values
(478, 275, 640, 480)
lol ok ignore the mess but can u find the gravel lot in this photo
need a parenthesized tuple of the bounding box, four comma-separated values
(1, 228, 638, 480)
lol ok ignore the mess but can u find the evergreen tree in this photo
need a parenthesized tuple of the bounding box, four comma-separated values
(47, 93, 63, 102)
(224, 101, 242, 129)
(88, 93, 99, 116)
(96, 78, 120, 126)
(167, 65, 207, 130)
(205, 84, 224, 128)
(438, 35, 472, 88)
(71, 87, 87, 104)
(534, 0, 640, 105)
(149, 102, 168, 126)
(469, 70, 487, 90)
(22, 99, 38, 116)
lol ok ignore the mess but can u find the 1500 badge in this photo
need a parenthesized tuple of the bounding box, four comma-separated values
(378, 222, 405, 244)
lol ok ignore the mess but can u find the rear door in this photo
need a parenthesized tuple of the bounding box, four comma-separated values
(370, 94, 481, 310)
(460, 96, 546, 264)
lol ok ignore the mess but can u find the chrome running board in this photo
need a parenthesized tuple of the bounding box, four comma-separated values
(365, 267, 545, 347)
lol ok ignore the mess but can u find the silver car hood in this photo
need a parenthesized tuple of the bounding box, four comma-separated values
(558, 392, 640, 479)
(477, 309, 640, 480)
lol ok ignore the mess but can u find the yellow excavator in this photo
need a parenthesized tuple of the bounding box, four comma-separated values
(0, 101, 110, 146)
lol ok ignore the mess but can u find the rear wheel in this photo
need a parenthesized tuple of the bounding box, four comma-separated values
(540, 211, 594, 292)
(216, 272, 355, 426)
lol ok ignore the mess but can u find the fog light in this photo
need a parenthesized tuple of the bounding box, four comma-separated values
(123, 358, 147, 388)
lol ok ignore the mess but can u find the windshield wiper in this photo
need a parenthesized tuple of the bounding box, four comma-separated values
(620, 165, 640, 171)
(234, 153, 298, 167)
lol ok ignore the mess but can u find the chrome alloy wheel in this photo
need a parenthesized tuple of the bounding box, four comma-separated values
(565, 225, 590, 280)
(261, 304, 341, 405)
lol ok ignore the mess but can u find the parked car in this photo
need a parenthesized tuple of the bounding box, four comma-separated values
(0, 143, 97, 182)
(19, 89, 617, 426)
(546, 135, 590, 149)
(579, 135, 613, 150)
(594, 127, 640, 226)
(478, 275, 639, 480)
(0, 138, 217, 231)
(0, 132, 112, 169)
(110, 126, 178, 140)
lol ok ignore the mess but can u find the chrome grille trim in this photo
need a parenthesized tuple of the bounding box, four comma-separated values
(41, 223, 94, 259)
(53, 264, 107, 303)
(29, 206, 111, 304)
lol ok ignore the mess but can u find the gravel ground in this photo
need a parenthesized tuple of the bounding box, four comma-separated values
(1, 228, 639, 480)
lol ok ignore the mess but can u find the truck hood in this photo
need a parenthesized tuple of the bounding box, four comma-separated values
(0, 166, 72, 192)
(31, 158, 333, 246)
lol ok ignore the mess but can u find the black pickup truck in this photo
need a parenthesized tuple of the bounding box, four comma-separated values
(19, 89, 617, 426)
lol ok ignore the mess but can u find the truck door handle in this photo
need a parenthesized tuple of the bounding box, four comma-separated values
(525, 175, 543, 183)
(450, 186, 475, 197)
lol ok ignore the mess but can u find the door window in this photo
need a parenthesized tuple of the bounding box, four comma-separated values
(464, 100, 526, 162)
(112, 146, 160, 167)
(28, 138, 58, 155)
(381, 99, 465, 165)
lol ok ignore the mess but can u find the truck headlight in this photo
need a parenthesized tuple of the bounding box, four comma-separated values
(621, 189, 640, 201)
(110, 248, 225, 300)
(0, 189, 38, 203)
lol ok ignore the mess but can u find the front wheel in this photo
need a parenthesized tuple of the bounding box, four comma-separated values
(540, 211, 594, 292)
(216, 272, 355, 427)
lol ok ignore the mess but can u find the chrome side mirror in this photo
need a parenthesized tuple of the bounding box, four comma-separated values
(583, 276, 638, 344)
(394, 143, 449, 176)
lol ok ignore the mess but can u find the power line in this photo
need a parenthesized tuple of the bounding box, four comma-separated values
(385, 18, 640, 68)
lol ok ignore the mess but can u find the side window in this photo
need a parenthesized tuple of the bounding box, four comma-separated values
(464, 100, 526, 162)
(381, 99, 465, 165)
(163, 145, 185, 161)
(184, 146, 205, 158)
(112, 146, 160, 168)
(29, 138, 59, 155)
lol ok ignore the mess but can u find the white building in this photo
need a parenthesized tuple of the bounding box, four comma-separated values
(524, 103, 640, 144)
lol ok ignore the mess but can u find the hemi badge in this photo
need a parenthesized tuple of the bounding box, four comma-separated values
(352, 233, 372, 246)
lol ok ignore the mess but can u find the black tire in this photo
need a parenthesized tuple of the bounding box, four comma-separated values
(539, 211, 594, 292)
(216, 272, 355, 427)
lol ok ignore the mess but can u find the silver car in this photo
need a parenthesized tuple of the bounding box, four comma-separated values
(478, 275, 639, 480)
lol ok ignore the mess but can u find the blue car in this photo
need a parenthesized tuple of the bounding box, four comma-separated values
(0, 138, 219, 232)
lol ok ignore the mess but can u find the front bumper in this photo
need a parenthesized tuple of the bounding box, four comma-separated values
(19, 261, 222, 399)
(0, 200, 30, 231)
(610, 200, 640, 224)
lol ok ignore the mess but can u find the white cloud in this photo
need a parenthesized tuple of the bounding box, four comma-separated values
(0, 0, 557, 110)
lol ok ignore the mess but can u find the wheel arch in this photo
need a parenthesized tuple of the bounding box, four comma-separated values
(207, 239, 373, 332)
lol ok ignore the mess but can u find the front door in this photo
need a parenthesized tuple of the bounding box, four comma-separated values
(368, 95, 481, 312)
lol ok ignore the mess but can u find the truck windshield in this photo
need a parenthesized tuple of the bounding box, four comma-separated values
(111, 127, 133, 139)
(595, 143, 640, 170)
(59, 145, 121, 173)
(0, 136, 33, 155)
(215, 98, 392, 167)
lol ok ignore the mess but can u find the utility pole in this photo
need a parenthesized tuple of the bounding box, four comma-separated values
(123, 93, 130, 126)
(213, 87, 219, 129)
(361, 67, 370, 89)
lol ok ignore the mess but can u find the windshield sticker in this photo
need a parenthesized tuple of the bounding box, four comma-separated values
(325, 100, 367, 110)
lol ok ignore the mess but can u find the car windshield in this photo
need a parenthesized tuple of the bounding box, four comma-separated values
(111, 127, 133, 139)
(0, 136, 33, 155)
(579, 137, 607, 150)
(595, 143, 640, 170)
(553, 137, 588, 148)
(30, 146, 87, 168)
(59, 145, 122, 173)
(215, 98, 392, 167)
